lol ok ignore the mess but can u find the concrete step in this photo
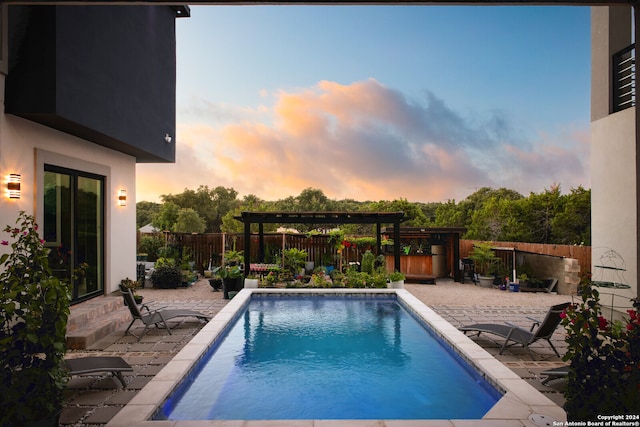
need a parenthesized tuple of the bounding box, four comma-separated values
(66, 296, 132, 349)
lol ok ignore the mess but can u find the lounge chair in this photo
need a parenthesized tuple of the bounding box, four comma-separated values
(459, 302, 570, 359)
(64, 356, 133, 388)
(120, 285, 210, 340)
(540, 365, 570, 385)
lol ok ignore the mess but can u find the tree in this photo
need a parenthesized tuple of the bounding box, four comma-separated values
(433, 200, 465, 227)
(465, 196, 512, 241)
(515, 185, 562, 244)
(152, 202, 180, 232)
(136, 201, 160, 229)
(367, 198, 429, 226)
(552, 186, 591, 245)
(272, 188, 337, 232)
(161, 186, 239, 232)
(173, 208, 206, 233)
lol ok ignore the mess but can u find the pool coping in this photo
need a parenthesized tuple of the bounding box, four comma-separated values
(106, 288, 567, 427)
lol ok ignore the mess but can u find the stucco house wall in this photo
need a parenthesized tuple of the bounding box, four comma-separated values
(0, 102, 137, 295)
(591, 6, 638, 319)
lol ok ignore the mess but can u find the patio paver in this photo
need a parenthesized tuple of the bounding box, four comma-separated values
(59, 279, 569, 426)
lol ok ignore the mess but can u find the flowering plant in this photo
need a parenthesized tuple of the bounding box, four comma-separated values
(560, 273, 640, 420)
(0, 211, 72, 425)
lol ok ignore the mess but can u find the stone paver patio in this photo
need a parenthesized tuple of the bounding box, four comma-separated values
(60, 279, 570, 426)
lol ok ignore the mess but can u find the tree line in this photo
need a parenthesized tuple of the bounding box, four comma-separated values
(136, 184, 590, 246)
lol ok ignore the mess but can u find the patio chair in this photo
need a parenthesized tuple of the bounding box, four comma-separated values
(459, 302, 570, 359)
(119, 285, 210, 340)
(64, 356, 133, 388)
(540, 365, 570, 385)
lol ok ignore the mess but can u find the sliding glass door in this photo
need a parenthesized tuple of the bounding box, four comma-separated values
(43, 166, 104, 303)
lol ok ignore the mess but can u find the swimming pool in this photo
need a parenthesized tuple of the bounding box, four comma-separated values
(155, 294, 501, 420)
(106, 289, 567, 427)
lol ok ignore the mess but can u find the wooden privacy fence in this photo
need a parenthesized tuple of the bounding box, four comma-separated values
(139, 232, 592, 277)
(140, 232, 358, 272)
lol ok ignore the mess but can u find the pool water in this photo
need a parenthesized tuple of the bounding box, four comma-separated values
(156, 295, 501, 420)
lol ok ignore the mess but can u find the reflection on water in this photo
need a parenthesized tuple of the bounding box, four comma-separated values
(157, 295, 500, 420)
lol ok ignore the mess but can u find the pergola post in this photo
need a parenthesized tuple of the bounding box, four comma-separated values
(258, 223, 264, 262)
(244, 219, 251, 275)
(394, 219, 401, 272)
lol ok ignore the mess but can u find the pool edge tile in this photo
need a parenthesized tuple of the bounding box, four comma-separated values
(116, 289, 565, 426)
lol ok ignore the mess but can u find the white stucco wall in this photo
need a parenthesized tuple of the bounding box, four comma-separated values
(591, 106, 638, 317)
(0, 109, 137, 296)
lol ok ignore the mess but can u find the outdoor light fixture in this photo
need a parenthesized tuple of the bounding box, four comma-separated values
(164, 133, 172, 143)
(7, 174, 21, 199)
(118, 189, 127, 207)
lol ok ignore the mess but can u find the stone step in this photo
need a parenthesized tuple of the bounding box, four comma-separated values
(66, 296, 132, 349)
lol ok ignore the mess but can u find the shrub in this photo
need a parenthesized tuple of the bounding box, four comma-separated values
(361, 250, 375, 275)
(137, 235, 164, 262)
(0, 211, 74, 425)
(370, 271, 388, 288)
(561, 275, 640, 419)
(151, 264, 182, 289)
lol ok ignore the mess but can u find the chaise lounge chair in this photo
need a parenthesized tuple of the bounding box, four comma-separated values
(64, 356, 133, 388)
(459, 302, 570, 359)
(540, 365, 570, 385)
(120, 285, 211, 340)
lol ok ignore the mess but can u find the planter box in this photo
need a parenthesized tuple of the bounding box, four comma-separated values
(387, 280, 405, 289)
(477, 276, 494, 288)
(244, 278, 259, 289)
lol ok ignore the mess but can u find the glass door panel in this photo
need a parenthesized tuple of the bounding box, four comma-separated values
(43, 171, 73, 285)
(77, 176, 103, 298)
(43, 167, 104, 303)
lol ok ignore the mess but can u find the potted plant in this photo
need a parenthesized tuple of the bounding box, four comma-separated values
(120, 277, 143, 304)
(283, 248, 308, 276)
(388, 271, 406, 289)
(0, 211, 74, 426)
(468, 242, 499, 288)
(219, 265, 243, 299)
(209, 273, 223, 291)
(223, 249, 244, 266)
(244, 273, 259, 289)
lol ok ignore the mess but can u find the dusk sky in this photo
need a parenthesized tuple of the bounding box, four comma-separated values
(136, 5, 591, 204)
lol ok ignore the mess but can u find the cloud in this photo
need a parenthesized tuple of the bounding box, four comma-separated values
(137, 79, 590, 203)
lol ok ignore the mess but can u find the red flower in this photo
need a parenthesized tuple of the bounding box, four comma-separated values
(1, 240, 7, 245)
(598, 316, 609, 330)
(560, 311, 567, 319)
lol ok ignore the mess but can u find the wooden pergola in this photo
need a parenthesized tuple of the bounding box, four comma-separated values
(235, 211, 405, 275)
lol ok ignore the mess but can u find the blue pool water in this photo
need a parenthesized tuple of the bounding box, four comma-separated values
(156, 295, 501, 420)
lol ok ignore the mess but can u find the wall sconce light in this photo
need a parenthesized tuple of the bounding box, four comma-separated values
(118, 189, 127, 207)
(7, 174, 21, 199)
(164, 133, 172, 143)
